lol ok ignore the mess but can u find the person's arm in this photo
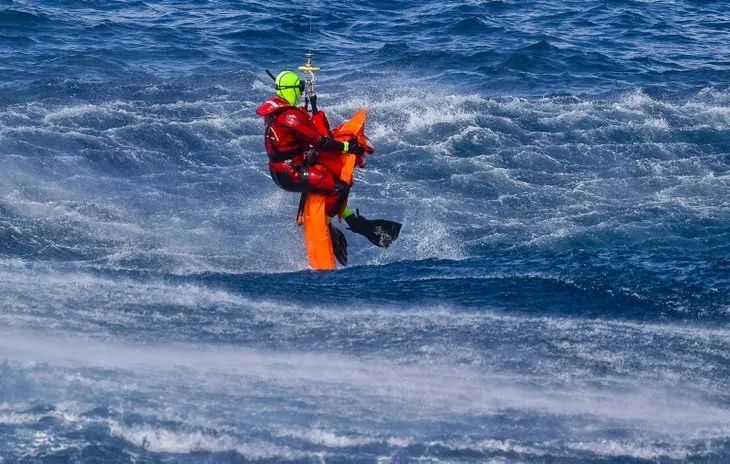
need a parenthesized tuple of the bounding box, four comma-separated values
(315, 137, 345, 152)
(280, 110, 364, 154)
(279, 110, 322, 144)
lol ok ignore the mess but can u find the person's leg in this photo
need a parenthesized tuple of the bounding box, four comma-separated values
(269, 162, 302, 191)
(300, 163, 350, 218)
(270, 162, 400, 248)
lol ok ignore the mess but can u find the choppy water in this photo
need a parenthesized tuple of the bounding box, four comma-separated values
(1, 0, 729, 462)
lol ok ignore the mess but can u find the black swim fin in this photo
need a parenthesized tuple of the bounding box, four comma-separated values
(345, 210, 402, 248)
(329, 223, 348, 266)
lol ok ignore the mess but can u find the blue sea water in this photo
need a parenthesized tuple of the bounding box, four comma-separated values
(1, 0, 729, 462)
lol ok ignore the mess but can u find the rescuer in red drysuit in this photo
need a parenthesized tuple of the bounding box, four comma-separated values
(255, 70, 364, 218)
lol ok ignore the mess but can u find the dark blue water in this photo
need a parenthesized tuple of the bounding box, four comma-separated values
(1, 0, 729, 462)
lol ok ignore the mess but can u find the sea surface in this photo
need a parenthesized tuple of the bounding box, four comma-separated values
(1, 1, 729, 462)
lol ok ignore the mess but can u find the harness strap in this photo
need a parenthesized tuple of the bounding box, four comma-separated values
(296, 192, 308, 225)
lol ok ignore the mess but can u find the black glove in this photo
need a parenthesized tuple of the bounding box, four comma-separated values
(316, 136, 365, 155)
(346, 137, 365, 156)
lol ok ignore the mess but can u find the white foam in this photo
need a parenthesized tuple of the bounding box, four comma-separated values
(251, 79, 271, 91)
(566, 439, 692, 460)
(41, 102, 138, 125)
(643, 117, 669, 129)
(0, 412, 37, 425)
(1, 320, 728, 462)
(446, 438, 548, 458)
(2, 324, 729, 426)
(108, 422, 308, 459)
(407, 213, 464, 261)
(274, 427, 380, 448)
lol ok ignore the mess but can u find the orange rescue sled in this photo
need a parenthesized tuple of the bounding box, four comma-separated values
(301, 109, 371, 270)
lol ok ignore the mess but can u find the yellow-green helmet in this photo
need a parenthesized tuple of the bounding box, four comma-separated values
(275, 70, 304, 106)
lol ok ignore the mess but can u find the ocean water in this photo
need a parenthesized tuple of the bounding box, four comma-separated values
(1, 0, 729, 462)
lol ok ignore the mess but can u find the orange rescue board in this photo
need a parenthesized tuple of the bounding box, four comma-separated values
(302, 193, 336, 270)
(302, 109, 369, 270)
